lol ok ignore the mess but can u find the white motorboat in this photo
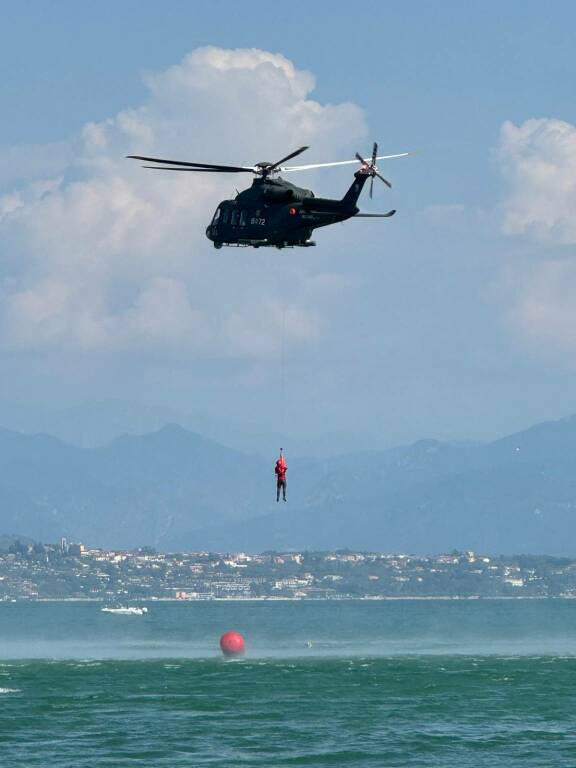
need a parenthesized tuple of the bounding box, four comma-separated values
(101, 606, 148, 615)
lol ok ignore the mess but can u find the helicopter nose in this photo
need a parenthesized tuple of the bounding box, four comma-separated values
(205, 226, 213, 241)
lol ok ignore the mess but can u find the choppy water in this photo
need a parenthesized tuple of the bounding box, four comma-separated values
(2, 600, 576, 766)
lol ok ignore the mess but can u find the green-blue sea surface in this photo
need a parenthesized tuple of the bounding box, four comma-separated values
(1, 599, 576, 766)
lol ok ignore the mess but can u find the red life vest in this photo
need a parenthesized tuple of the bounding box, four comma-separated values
(275, 458, 287, 481)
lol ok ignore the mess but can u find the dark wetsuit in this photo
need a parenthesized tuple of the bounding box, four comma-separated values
(275, 459, 287, 502)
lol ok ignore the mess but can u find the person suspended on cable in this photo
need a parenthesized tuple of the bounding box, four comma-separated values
(275, 450, 287, 502)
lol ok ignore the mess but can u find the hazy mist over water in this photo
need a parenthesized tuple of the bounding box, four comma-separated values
(2, 601, 576, 766)
(3, 599, 576, 660)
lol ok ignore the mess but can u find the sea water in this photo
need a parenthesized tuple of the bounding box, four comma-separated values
(1, 599, 576, 766)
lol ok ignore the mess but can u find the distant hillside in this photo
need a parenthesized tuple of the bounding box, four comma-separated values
(197, 417, 576, 554)
(0, 424, 269, 549)
(2, 415, 576, 554)
(0, 399, 200, 448)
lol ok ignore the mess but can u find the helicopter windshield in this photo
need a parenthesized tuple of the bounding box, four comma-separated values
(211, 208, 221, 224)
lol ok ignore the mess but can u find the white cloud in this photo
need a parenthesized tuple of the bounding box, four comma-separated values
(499, 118, 576, 245)
(493, 118, 576, 359)
(0, 47, 366, 358)
(500, 259, 576, 360)
(0, 142, 72, 191)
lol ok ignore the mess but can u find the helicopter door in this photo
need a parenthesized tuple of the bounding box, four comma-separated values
(231, 210, 239, 227)
(209, 207, 221, 238)
(239, 210, 247, 227)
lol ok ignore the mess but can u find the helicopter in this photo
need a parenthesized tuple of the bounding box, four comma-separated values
(127, 143, 410, 249)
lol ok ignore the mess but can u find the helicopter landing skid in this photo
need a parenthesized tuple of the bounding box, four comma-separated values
(214, 240, 316, 250)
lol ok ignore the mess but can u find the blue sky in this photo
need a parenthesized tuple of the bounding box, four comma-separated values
(4, 1, 575, 204)
(1, 1, 576, 453)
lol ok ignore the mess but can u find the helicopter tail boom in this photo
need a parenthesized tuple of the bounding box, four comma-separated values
(340, 170, 371, 208)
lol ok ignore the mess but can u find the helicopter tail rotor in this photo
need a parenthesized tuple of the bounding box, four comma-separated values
(356, 142, 392, 196)
(370, 142, 378, 198)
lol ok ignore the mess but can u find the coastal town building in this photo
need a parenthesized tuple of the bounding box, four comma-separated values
(1, 541, 576, 601)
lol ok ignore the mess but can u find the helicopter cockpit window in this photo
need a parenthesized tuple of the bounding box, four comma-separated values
(212, 208, 221, 224)
(222, 209, 229, 224)
(231, 210, 239, 226)
(239, 210, 247, 227)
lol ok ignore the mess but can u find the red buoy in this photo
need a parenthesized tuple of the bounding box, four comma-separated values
(219, 630, 246, 657)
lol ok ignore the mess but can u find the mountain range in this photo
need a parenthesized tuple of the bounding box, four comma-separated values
(2, 415, 576, 554)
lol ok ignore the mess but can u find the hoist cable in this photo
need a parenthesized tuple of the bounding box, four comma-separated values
(279, 300, 287, 446)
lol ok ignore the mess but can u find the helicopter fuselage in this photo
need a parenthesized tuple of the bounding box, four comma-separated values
(206, 174, 364, 249)
(129, 141, 404, 248)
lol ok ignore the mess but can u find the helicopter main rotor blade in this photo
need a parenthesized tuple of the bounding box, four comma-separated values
(355, 152, 368, 166)
(369, 176, 374, 198)
(142, 166, 241, 172)
(371, 142, 378, 166)
(280, 153, 411, 172)
(268, 146, 309, 171)
(127, 155, 255, 173)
